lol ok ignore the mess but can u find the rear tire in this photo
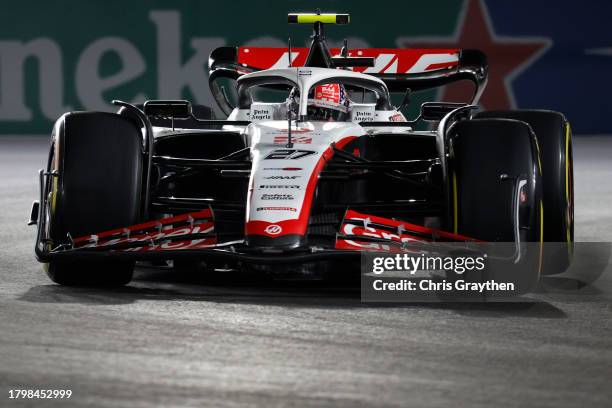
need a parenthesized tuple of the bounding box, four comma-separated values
(45, 112, 143, 286)
(476, 110, 574, 274)
(447, 118, 543, 294)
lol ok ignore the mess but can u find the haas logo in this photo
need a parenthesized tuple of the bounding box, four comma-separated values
(264, 224, 283, 235)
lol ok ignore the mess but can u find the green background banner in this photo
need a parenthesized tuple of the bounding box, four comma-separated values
(0, 0, 461, 133)
(1, 0, 609, 134)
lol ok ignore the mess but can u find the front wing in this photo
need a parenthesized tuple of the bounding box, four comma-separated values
(36, 207, 479, 264)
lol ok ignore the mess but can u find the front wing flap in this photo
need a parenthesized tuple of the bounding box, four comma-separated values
(336, 210, 480, 253)
(72, 208, 217, 252)
(38, 209, 480, 263)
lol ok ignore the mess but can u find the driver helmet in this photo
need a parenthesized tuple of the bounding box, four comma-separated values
(307, 83, 350, 121)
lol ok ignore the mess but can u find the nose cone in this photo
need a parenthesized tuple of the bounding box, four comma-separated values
(244, 233, 306, 250)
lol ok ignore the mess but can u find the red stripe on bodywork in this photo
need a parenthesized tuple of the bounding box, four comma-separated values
(237, 47, 460, 74)
(246, 136, 357, 237)
(425, 62, 458, 71)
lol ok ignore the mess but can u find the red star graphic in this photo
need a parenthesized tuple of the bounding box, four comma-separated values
(401, 0, 550, 109)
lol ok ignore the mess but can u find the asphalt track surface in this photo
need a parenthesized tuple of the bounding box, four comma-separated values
(0, 136, 611, 407)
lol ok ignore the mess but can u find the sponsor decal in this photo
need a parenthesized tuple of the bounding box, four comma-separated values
(73, 209, 213, 245)
(353, 110, 375, 122)
(341, 223, 421, 245)
(123, 237, 217, 252)
(79, 223, 214, 249)
(273, 136, 312, 144)
(250, 108, 272, 120)
(263, 175, 300, 180)
(336, 238, 406, 253)
(239, 47, 460, 75)
(263, 167, 302, 171)
(389, 113, 405, 122)
(261, 194, 294, 200)
(264, 224, 283, 235)
(256, 206, 297, 212)
(263, 149, 316, 160)
(272, 128, 311, 134)
(336, 210, 479, 251)
(259, 185, 300, 189)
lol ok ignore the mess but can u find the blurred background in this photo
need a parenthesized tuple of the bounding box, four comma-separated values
(0, 0, 610, 135)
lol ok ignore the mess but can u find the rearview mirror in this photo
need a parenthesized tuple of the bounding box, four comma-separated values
(143, 100, 193, 119)
(397, 89, 411, 112)
(420, 102, 467, 121)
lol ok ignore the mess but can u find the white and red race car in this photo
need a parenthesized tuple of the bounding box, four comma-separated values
(31, 13, 573, 289)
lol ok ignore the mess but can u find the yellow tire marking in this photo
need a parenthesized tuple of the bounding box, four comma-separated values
(452, 172, 458, 234)
(51, 177, 58, 213)
(539, 200, 544, 275)
(534, 136, 542, 174)
(565, 123, 570, 204)
(565, 122, 573, 259)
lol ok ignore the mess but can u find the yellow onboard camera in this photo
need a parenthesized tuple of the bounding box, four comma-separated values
(287, 13, 350, 25)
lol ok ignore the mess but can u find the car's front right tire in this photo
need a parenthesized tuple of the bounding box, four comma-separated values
(447, 118, 544, 294)
(476, 110, 574, 274)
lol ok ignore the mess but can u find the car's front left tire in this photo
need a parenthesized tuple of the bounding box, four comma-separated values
(44, 111, 143, 286)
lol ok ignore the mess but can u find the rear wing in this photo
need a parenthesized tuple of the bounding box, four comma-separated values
(208, 46, 487, 115)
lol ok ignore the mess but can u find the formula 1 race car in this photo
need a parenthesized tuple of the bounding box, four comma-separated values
(30, 12, 574, 290)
